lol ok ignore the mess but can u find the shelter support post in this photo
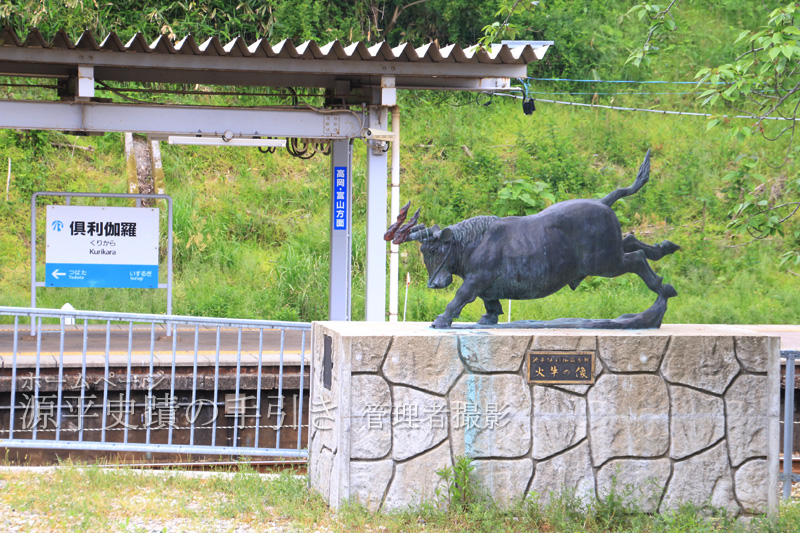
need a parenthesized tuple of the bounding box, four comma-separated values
(365, 108, 389, 321)
(784, 351, 796, 500)
(389, 107, 400, 322)
(329, 140, 353, 321)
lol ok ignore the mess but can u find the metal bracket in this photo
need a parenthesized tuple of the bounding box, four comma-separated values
(77, 65, 95, 99)
(381, 76, 396, 107)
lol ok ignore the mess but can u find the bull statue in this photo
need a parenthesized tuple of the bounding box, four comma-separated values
(384, 150, 679, 329)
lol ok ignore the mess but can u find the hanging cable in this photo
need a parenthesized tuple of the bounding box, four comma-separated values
(522, 90, 696, 96)
(523, 77, 722, 85)
(497, 93, 795, 122)
(517, 78, 535, 115)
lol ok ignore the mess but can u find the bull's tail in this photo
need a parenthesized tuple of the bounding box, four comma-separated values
(600, 149, 651, 207)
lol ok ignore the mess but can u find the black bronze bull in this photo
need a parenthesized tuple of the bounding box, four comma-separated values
(384, 150, 680, 329)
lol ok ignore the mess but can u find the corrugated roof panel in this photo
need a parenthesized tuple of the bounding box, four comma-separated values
(533, 45, 550, 61)
(75, 30, 100, 51)
(295, 40, 319, 58)
(494, 46, 516, 63)
(367, 42, 392, 61)
(50, 29, 73, 49)
(272, 39, 299, 59)
(474, 47, 498, 63)
(125, 33, 151, 53)
(223, 37, 250, 57)
(199, 36, 225, 56)
(439, 44, 462, 63)
(100, 32, 126, 52)
(0, 27, 549, 65)
(391, 43, 416, 61)
(424, 43, 445, 62)
(412, 43, 434, 61)
(460, 45, 477, 60)
(344, 41, 372, 60)
(175, 35, 202, 55)
(150, 35, 176, 54)
(319, 40, 348, 60)
(246, 38, 274, 58)
(0, 27, 20, 46)
(22, 28, 47, 48)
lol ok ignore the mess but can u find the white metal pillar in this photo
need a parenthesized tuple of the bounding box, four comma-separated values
(329, 139, 353, 321)
(365, 108, 389, 321)
(389, 107, 401, 321)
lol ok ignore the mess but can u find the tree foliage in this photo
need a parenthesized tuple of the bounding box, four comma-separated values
(0, 0, 505, 45)
(696, 3, 800, 261)
(625, 1, 800, 263)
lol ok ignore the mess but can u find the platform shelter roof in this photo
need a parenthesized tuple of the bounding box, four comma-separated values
(0, 28, 551, 94)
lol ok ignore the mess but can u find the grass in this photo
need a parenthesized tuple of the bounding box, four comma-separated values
(0, 464, 323, 532)
(0, 462, 798, 532)
(2, 95, 799, 324)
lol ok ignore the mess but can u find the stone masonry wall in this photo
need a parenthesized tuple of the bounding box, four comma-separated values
(309, 323, 780, 515)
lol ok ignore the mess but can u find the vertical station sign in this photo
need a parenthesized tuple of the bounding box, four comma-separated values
(45, 205, 160, 288)
(333, 166, 348, 231)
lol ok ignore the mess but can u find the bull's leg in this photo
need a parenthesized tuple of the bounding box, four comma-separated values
(623, 234, 680, 261)
(569, 276, 586, 290)
(620, 250, 678, 298)
(478, 299, 504, 325)
(432, 277, 485, 328)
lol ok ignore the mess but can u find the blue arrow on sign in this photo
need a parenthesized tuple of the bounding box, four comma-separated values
(51, 220, 64, 232)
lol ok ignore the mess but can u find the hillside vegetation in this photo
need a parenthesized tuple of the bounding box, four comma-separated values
(1, 0, 798, 324)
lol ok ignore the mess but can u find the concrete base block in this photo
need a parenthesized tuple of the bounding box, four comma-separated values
(309, 323, 779, 515)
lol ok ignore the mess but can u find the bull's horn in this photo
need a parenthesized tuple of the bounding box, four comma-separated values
(391, 209, 422, 244)
(398, 223, 426, 244)
(384, 201, 411, 241)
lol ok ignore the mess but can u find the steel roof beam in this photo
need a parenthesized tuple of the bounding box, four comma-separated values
(0, 99, 364, 138)
(0, 47, 527, 90)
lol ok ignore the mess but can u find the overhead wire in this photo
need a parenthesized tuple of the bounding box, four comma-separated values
(503, 76, 794, 122)
(523, 77, 722, 85)
(498, 91, 795, 121)
(527, 91, 695, 96)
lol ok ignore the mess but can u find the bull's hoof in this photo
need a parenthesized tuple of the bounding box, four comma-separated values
(661, 240, 681, 254)
(432, 316, 453, 329)
(478, 314, 499, 326)
(662, 284, 678, 298)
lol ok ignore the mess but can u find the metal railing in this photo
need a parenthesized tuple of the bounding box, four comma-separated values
(0, 306, 311, 459)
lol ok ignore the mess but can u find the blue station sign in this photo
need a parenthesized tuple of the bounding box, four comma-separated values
(45, 205, 160, 289)
(333, 166, 348, 231)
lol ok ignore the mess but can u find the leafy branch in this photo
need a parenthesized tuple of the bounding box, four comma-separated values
(624, 0, 681, 67)
(365, 0, 431, 43)
(719, 155, 800, 259)
(478, 0, 542, 49)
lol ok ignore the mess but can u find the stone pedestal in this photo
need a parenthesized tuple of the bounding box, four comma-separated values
(308, 323, 780, 515)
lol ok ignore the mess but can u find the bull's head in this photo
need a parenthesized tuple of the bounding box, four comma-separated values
(385, 202, 456, 289)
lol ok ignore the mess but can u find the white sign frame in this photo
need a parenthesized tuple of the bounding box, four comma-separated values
(31, 192, 173, 331)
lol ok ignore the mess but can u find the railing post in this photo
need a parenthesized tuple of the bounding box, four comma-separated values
(30, 193, 38, 336)
(784, 351, 796, 501)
